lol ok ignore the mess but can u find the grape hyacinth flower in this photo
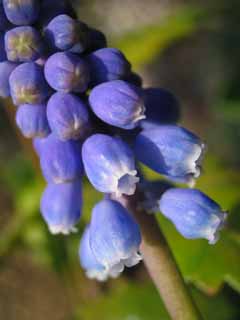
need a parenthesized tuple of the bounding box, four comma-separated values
(134, 125, 205, 185)
(141, 88, 181, 130)
(89, 80, 145, 129)
(44, 52, 89, 93)
(5, 26, 44, 62)
(47, 92, 90, 140)
(16, 103, 50, 138)
(3, 0, 40, 25)
(0, 61, 17, 97)
(159, 188, 227, 244)
(40, 180, 82, 235)
(0, 33, 7, 61)
(45, 14, 88, 53)
(89, 199, 142, 275)
(39, 133, 83, 184)
(82, 134, 139, 195)
(9, 62, 50, 105)
(79, 226, 112, 281)
(87, 48, 131, 86)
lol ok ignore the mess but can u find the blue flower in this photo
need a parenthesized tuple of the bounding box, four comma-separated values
(45, 14, 88, 53)
(79, 226, 111, 281)
(134, 125, 205, 185)
(47, 92, 90, 141)
(141, 88, 180, 130)
(89, 80, 145, 129)
(82, 134, 139, 195)
(159, 188, 227, 243)
(39, 133, 83, 183)
(87, 48, 131, 86)
(16, 103, 50, 138)
(0, 61, 17, 97)
(40, 180, 82, 235)
(9, 62, 51, 105)
(3, 0, 40, 25)
(89, 199, 142, 274)
(44, 52, 90, 93)
(5, 26, 44, 62)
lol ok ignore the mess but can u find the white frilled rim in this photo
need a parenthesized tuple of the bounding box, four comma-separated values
(186, 142, 206, 187)
(111, 169, 139, 197)
(206, 211, 228, 245)
(85, 251, 142, 282)
(132, 103, 146, 124)
(49, 224, 78, 235)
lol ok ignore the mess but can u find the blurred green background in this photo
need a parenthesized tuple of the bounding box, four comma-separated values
(0, 0, 240, 319)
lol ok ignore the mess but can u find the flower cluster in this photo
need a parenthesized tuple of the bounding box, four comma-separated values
(0, 0, 227, 281)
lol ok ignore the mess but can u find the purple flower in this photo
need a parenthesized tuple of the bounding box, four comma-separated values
(16, 103, 50, 138)
(40, 180, 82, 235)
(134, 125, 205, 185)
(45, 14, 88, 53)
(9, 62, 51, 105)
(79, 226, 111, 281)
(5, 26, 44, 62)
(89, 199, 142, 274)
(44, 52, 90, 93)
(39, 133, 83, 183)
(87, 48, 131, 86)
(3, 0, 40, 25)
(47, 92, 90, 140)
(0, 61, 17, 97)
(82, 134, 139, 195)
(159, 188, 227, 244)
(89, 80, 145, 129)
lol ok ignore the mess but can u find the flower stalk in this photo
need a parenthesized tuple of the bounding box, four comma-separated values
(126, 191, 203, 320)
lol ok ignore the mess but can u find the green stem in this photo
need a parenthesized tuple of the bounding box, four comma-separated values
(126, 192, 203, 320)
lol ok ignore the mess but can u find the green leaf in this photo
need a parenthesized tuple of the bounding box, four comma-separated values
(112, 7, 205, 69)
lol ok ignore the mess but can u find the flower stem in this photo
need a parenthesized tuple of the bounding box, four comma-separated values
(126, 192, 203, 320)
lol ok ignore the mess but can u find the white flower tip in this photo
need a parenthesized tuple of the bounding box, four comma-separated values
(49, 224, 78, 235)
(117, 171, 139, 196)
(207, 211, 228, 245)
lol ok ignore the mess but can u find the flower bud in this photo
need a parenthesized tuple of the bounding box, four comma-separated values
(87, 48, 131, 86)
(134, 125, 205, 185)
(16, 103, 50, 138)
(79, 226, 111, 281)
(47, 92, 90, 141)
(40, 180, 82, 235)
(159, 188, 227, 244)
(3, 0, 39, 25)
(39, 133, 83, 183)
(82, 134, 139, 196)
(141, 88, 180, 130)
(89, 80, 145, 129)
(44, 52, 89, 93)
(45, 14, 88, 53)
(5, 26, 44, 62)
(9, 62, 51, 105)
(89, 199, 142, 275)
(0, 61, 17, 97)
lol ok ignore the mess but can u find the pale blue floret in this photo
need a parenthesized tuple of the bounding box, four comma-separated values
(134, 125, 206, 185)
(82, 134, 139, 196)
(79, 226, 118, 281)
(40, 180, 82, 235)
(39, 133, 83, 184)
(47, 92, 90, 141)
(89, 200, 142, 274)
(16, 103, 50, 138)
(159, 188, 227, 244)
(89, 80, 145, 129)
